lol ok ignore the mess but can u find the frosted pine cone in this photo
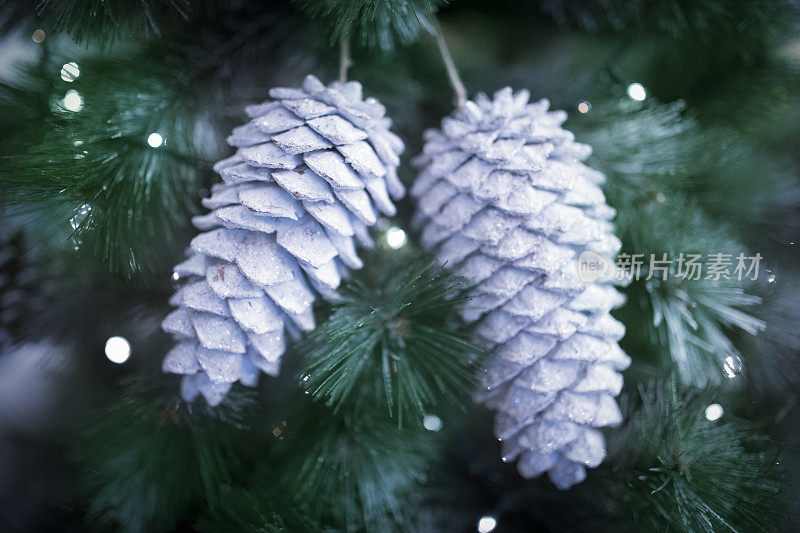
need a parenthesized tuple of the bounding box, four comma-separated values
(162, 75, 404, 405)
(411, 88, 629, 489)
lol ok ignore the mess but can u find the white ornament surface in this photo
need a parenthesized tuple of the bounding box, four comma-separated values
(411, 87, 629, 489)
(163, 75, 404, 406)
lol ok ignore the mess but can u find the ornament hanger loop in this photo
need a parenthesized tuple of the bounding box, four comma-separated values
(432, 17, 467, 108)
(339, 29, 352, 83)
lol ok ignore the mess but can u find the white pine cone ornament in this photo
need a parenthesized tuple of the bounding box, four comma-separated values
(162, 75, 405, 406)
(411, 88, 630, 489)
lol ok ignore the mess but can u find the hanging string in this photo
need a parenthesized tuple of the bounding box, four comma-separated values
(432, 18, 466, 108)
(339, 29, 352, 83)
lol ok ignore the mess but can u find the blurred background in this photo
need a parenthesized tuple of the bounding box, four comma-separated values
(0, 1, 799, 531)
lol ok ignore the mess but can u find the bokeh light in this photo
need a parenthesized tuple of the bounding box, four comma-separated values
(477, 516, 497, 533)
(386, 226, 407, 249)
(60, 62, 80, 82)
(62, 90, 84, 112)
(147, 132, 164, 148)
(705, 403, 724, 421)
(104, 336, 131, 364)
(627, 82, 647, 101)
(423, 414, 442, 431)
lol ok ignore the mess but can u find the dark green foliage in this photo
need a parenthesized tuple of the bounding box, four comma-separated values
(31, 0, 190, 43)
(605, 380, 786, 532)
(574, 102, 767, 386)
(624, 198, 764, 386)
(574, 98, 800, 250)
(742, 271, 800, 396)
(196, 477, 324, 532)
(279, 397, 436, 530)
(71, 371, 435, 532)
(193, 392, 437, 531)
(537, 0, 784, 41)
(296, 0, 445, 49)
(572, 100, 699, 236)
(71, 391, 246, 532)
(300, 257, 479, 424)
(0, 223, 45, 346)
(0, 51, 214, 277)
(575, 101, 776, 235)
(2, 0, 800, 530)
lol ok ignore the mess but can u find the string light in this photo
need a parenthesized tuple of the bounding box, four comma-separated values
(147, 132, 164, 148)
(577, 101, 591, 113)
(60, 62, 80, 82)
(423, 414, 442, 431)
(104, 336, 131, 364)
(32, 29, 45, 43)
(386, 226, 407, 249)
(627, 82, 647, 101)
(70, 203, 91, 230)
(62, 90, 84, 112)
(723, 355, 742, 379)
(477, 516, 497, 533)
(705, 403, 724, 422)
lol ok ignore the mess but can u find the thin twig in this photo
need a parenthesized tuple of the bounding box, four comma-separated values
(432, 19, 466, 108)
(339, 30, 351, 83)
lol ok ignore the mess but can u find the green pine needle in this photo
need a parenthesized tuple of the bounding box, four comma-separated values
(278, 397, 436, 530)
(539, 0, 779, 43)
(623, 197, 765, 386)
(71, 392, 246, 532)
(605, 380, 787, 532)
(33, 0, 190, 44)
(295, 0, 446, 49)
(575, 99, 800, 245)
(0, 51, 212, 277)
(574, 102, 767, 386)
(298, 258, 480, 425)
(196, 475, 324, 532)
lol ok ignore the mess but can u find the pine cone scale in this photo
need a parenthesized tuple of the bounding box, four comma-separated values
(412, 88, 629, 489)
(162, 75, 404, 405)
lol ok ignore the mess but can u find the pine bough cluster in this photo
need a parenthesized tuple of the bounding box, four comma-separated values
(162, 75, 405, 405)
(411, 88, 629, 488)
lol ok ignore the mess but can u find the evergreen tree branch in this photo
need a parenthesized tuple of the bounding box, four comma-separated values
(299, 255, 481, 425)
(604, 379, 787, 532)
(573, 100, 770, 386)
(277, 396, 437, 530)
(20, 0, 191, 45)
(0, 49, 217, 277)
(71, 386, 251, 532)
(295, 0, 446, 50)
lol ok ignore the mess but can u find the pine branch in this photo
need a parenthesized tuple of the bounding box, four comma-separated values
(0, 221, 50, 347)
(620, 197, 764, 386)
(0, 49, 216, 277)
(196, 477, 325, 532)
(604, 379, 787, 532)
(277, 396, 437, 530)
(295, 0, 446, 50)
(20, 0, 192, 45)
(572, 102, 770, 386)
(298, 255, 480, 425)
(741, 271, 800, 397)
(71, 386, 251, 532)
